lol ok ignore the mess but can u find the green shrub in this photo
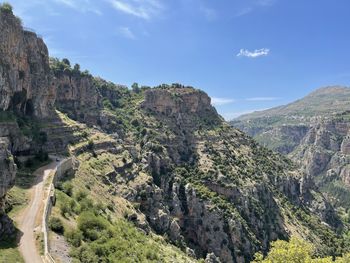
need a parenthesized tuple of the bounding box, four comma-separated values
(64, 228, 83, 247)
(77, 212, 109, 241)
(79, 197, 94, 212)
(87, 140, 94, 151)
(60, 202, 72, 217)
(131, 119, 140, 127)
(62, 182, 73, 196)
(49, 217, 64, 234)
(70, 244, 99, 263)
(81, 131, 89, 138)
(0, 3, 13, 14)
(75, 190, 87, 201)
(102, 99, 113, 110)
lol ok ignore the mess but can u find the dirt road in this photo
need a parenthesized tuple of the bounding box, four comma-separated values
(18, 159, 60, 263)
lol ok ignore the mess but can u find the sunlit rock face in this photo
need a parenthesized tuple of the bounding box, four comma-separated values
(0, 10, 55, 118)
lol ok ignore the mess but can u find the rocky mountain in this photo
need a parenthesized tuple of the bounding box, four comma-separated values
(0, 7, 55, 118)
(231, 86, 350, 215)
(231, 86, 350, 153)
(0, 5, 348, 263)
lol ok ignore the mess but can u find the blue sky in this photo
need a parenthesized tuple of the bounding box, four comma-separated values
(5, 0, 350, 120)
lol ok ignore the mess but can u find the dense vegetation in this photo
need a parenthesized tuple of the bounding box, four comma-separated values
(51, 169, 196, 263)
(49, 57, 91, 77)
(253, 237, 350, 263)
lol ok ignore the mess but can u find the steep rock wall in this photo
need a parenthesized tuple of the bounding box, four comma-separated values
(0, 10, 55, 118)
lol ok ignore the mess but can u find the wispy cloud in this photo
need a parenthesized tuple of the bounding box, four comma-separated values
(200, 5, 217, 21)
(246, 97, 280, 101)
(235, 7, 253, 17)
(109, 0, 162, 20)
(257, 0, 276, 6)
(54, 0, 75, 8)
(235, 0, 276, 17)
(237, 48, 270, 58)
(211, 97, 236, 106)
(54, 0, 102, 15)
(117, 26, 136, 39)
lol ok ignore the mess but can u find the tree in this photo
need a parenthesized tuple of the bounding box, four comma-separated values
(62, 58, 71, 66)
(131, 82, 140, 93)
(252, 237, 350, 263)
(73, 63, 81, 73)
(49, 217, 64, 234)
(0, 3, 13, 14)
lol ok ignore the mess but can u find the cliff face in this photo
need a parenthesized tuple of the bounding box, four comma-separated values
(0, 10, 55, 118)
(54, 73, 101, 123)
(231, 87, 350, 212)
(142, 87, 219, 119)
(0, 8, 56, 239)
(288, 115, 350, 209)
(98, 87, 339, 263)
(0, 137, 16, 239)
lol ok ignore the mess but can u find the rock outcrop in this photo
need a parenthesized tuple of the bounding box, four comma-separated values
(0, 9, 55, 118)
(0, 137, 16, 239)
(54, 73, 101, 123)
(231, 87, 350, 212)
(141, 87, 219, 121)
(289, 117, 350, 207)
(123, 87, 339, 262)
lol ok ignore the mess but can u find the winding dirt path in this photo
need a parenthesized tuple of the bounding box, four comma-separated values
(18, 158, 60, 263)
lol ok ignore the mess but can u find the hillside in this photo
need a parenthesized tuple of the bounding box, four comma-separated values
(231, 86, 350, 222)
(236, 86, 350, 121)
(231, 86, 350, 154)
(0, 5, 349, 263)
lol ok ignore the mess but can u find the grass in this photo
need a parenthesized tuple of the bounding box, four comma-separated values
(0, 236, 24, 263)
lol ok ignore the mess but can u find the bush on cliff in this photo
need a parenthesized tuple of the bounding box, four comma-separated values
(252, 237, 350, 263)
(49, 217, 64, 234)
(0, 3, 13, 14)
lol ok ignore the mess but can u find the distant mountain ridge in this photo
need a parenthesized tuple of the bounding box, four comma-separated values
(231, 85, 350, 223)
(236, 86, 350, 121)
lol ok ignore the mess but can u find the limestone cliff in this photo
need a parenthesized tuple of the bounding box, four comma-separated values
(54, 72, 101, 123)
(0, 9, 55, 118)
(86, 86, 341, 262)
(289, 114, 350, 209)
(231, 87, 350, 212)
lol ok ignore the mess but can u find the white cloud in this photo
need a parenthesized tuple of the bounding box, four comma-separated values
(237, 48, 270, 58)
(257, 0, 276, 6)
(211, 97, 235, 106)
(54, 0, 75, 8)
(109, 0, 162, 20)
(54, 0, 102, 14)
(200, 5, 217, 21)
(117, 26, 136, 39)
(235, 0, 276, 17)
(246, 97, 280, 101)
(235, 7, 253, 17)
